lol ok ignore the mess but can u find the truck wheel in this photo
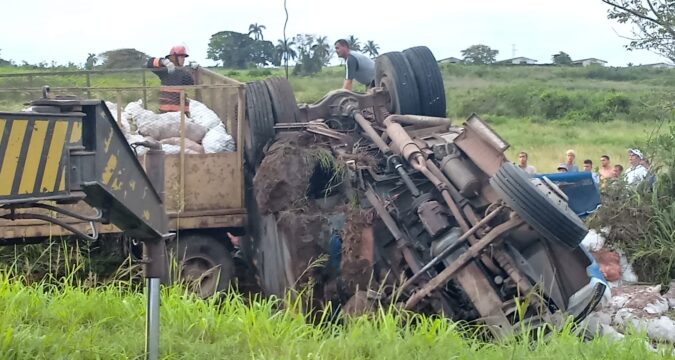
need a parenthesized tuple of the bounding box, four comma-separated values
(245, 81, 275, 168)
(245, 189, 296, 297)
(375, 52, 421, 115)
(490, 162, 588, 247)
(256, 213, 296, 297)
(264, 77, 299, 123)
(174, 232, 234, 299)
(402, 46, 447, 117)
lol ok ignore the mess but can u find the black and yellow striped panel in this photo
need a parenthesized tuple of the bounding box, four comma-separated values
(0, 115, 82, 200)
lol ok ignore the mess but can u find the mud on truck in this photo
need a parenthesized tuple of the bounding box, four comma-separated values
(0, 46, 607, 338)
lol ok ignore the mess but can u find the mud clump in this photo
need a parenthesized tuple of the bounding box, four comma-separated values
(276, 210, 332, 287)
(341, 209, 376, 296)
(253, 133, 331, 214)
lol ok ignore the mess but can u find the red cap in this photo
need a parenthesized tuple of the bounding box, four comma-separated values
(168, 45, 189, 57)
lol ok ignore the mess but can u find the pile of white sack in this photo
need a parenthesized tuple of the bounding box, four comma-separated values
(105, 99, 236, 156)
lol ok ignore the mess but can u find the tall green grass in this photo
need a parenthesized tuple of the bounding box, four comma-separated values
(0, 271, 670, 359)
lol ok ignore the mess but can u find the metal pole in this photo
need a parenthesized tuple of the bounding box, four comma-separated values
(145, 277, 161, 360)
(179, 91, 186, 213)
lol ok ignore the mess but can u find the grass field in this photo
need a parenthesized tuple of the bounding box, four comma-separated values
(0, 272, 671, 360)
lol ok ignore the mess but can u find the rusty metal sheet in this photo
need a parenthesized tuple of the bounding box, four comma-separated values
(168, 212, 245, 230)
(163, 153, 243, 214)
(455, 264, 513, 338)
(454, 129, 507, 177)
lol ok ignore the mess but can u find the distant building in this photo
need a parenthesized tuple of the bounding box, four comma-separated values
(495, 57, 538, 65)
(639, 62, 675, 69)
(438, 56, 463, 64)
(572, 58, 607, 67)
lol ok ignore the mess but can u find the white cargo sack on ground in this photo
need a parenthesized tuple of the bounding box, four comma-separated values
(190, 99, 222, 130)
(202, 123, 235, 153)
(138, 112, 207, 143)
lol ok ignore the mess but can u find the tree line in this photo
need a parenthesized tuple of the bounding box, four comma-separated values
(459, 45, 574, 65)
(205, 24, 380, 76)
(0, 24, 381, 77)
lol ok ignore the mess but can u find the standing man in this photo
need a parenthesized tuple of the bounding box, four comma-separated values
(147, 45, 195, 114)
(624, 148, 648, 185)
(334, 39, 375, 91)
(517, 151, 536, 175)
(583, 159, 600, 184)
(599, 155, 614, 180)
(565, 149, 579, 172)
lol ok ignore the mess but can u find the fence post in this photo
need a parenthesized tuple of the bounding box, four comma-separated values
(86, 73, 92, 99)
(142, 70, 148, 109)
(116, 91, 123, 129)
(28, 75, 34, 99)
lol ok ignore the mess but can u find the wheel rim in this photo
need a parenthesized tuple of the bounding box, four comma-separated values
(182, 256, 220, 298)
(378, 75, 396, 113)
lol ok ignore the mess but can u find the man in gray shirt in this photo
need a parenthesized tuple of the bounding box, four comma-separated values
(334, 39, 375, 91)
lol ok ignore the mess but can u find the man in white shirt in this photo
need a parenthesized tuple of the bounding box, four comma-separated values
(624, 149, 649, 185)
(517, 151, 536, 175)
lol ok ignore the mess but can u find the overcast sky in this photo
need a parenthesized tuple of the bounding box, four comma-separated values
(0, 0, 668, 67)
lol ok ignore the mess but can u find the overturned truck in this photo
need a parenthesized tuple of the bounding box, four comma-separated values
(243, 47, 607, 338)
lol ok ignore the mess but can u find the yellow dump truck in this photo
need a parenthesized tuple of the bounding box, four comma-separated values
(0, 67, 256, 296)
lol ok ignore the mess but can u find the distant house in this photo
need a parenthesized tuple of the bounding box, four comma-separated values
(438, 56, 463, 64)
(572, 58, 607, 67)
(639, 62, 675, 69)
(495, 57, 538, 65)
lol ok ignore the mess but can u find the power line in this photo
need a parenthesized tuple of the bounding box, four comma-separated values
(283, 0, 289, 79)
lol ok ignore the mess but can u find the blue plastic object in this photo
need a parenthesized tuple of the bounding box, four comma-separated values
(329, 231, 342, 272)
(534, 172, 602, 219)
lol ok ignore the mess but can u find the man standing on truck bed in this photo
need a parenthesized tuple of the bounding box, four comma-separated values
(147, 45, 194, 114)
(335, 39, 375, 91)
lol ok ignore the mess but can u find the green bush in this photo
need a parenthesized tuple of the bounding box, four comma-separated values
(246, 68, 273, 78)
(589, 120, 675, 284)
(538, 90, 577, 119)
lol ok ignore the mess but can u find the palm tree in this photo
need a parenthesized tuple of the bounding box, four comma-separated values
(275, 39, 297, 78)
(347, 35, 361, 51)
(248, 23, 266, 40)
(312, 36, 332, 65)
(363, 40, 380, 58)
(85, 53, 98, 70)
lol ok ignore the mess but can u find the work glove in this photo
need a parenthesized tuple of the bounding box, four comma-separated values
(188, 61, 200, 70)
(161, 58, 176, 73)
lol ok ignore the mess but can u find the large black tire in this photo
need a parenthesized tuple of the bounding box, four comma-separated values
(264, 77, 299, 123)
(245, 81, 275, 168)
(244, 173, 296, 298)
(375, 52, 421, 115)
(490, 162, 588, 247)
(173, 232, 234, 299)
(402, 46, 447, 117)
